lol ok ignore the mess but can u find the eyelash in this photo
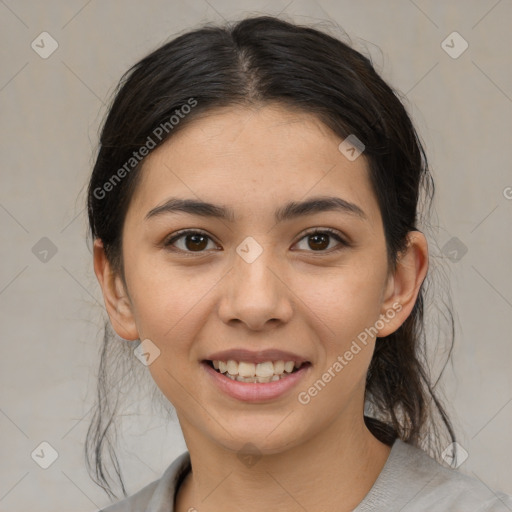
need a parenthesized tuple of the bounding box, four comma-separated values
(163, 228, 349, 255)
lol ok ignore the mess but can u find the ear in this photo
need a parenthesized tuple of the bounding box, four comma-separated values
(375, 231, 429, 337)
(93, 239, 139, 341)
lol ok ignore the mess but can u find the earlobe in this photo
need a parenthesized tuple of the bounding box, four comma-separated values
(376, 231, 429, 337)
(93, 239, 139, 341)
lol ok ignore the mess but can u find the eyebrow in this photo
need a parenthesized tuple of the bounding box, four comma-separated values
(145, 195, 367, 223)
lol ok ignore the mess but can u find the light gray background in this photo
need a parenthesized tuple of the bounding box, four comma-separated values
(1, 1, 511, 511)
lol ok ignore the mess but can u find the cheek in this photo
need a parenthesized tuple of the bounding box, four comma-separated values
(123, 253, 204, 346)
(296, 271, 382, 410)
(126, 260, 212, 401)
(296, 263, 385, 342)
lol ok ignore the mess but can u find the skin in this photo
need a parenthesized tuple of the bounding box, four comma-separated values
(94, 104, 428, 512)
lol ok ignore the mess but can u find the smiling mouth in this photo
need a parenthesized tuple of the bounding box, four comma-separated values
(203, 359, 311, 383)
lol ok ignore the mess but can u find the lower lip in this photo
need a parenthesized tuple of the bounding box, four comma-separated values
(201, 361, 311, 402)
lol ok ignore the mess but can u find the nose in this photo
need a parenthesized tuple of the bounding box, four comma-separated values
(217, 247, 294, 331)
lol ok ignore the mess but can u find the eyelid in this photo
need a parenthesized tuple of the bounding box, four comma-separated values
(296, 227, 349, 246)
(164, 228, 219, 249)
(292, 227, 350, 253)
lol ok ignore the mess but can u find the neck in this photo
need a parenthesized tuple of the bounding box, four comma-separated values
(175, 414, 392, 512)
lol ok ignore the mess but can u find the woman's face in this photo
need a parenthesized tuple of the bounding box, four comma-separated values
(104, 104, 412, 454)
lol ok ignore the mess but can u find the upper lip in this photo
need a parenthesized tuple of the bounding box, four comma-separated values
(204, 349, 310, 365)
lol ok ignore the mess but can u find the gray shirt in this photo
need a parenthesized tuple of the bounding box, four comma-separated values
(98, 438, 512, 511)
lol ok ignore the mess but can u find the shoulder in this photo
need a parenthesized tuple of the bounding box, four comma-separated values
(96, 451, 191, 512)
(98, 479, 160, 512)
(356, 438, 512, 511)
(402, 440, 512, 510)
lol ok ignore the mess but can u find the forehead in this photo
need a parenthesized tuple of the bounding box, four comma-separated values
(127, 104, 381, 228)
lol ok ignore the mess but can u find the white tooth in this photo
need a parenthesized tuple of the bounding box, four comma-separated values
(227, 360, 238, 375)
(273, 360, 285, 374)
(212, 360, 220, 370)
(235, 375, 245, 382)
(226, 374, 236, 380)
(238, 361, 256, 377)
(271, 375, 280, 381)
(256, 361, 275, 377)
(294, 361, 302, 369)
(284, 361, 295, 373)
(256, 375, 272, 383)
(218, 361, 227, 373)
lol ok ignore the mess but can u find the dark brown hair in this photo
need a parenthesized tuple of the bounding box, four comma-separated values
(85, 15, 456, 499)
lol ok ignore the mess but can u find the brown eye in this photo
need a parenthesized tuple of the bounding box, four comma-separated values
(307, 233, 330, 251)
(165, 230, 217, 253)
(294, 229, 347, 253)
(164, 228, 348, 255)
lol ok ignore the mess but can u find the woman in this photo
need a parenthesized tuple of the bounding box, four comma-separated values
(86, 15, 512, 512)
